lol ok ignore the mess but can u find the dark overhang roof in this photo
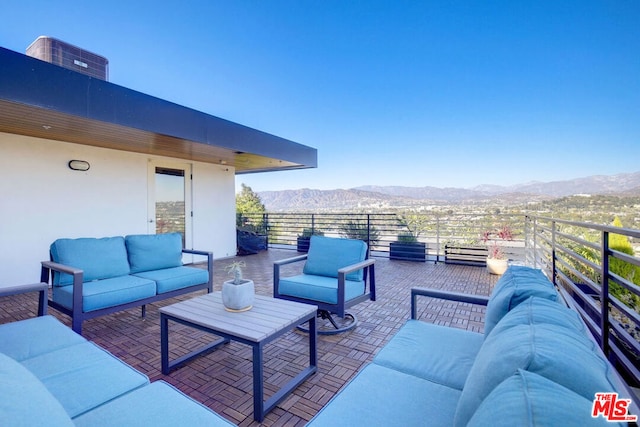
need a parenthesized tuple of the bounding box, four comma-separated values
(0, 47, 317, 173)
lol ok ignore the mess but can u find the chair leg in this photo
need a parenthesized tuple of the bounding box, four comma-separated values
(297, 310, 358, 335)
(324, 311, 342, 329)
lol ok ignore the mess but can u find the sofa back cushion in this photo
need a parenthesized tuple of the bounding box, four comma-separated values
(484, 266, 560, 336)
(0, 352, 74, 426)
(304, 236, 368, 281)
(454, 321, 619, 426)
(468, 370, 619, 427)
(50, 237, 130, 286)
(489, 296, 587, 338)
(0, 315, 86, 361)
(125, 233, 183, 274)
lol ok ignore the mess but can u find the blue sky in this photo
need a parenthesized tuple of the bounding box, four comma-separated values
(2, 1, 639, 192)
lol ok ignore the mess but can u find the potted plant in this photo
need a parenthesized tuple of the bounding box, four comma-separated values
(390, 231, 426, 262)
(486, 242, 508, 275)
(482, 225, 513, 275)
(222, 261, 254, 311)
(390, 214, 427, 262)
(297, 228, 323, 253)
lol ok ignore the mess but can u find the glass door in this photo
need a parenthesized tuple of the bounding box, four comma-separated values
(148, 162, 192, 249)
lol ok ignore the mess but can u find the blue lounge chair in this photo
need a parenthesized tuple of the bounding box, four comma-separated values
(273, 236, 376, 334)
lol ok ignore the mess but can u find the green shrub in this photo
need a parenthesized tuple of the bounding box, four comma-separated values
(397, 232, 418, 243)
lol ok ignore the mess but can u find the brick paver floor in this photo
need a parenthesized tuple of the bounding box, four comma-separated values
(0, 248, 499, 426)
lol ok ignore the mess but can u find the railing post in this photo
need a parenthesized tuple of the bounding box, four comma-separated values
(436, 214, 440, 263)
(551, 220, 556, 285)
(523, 216, 528, 264)
(311, 214, 315, 235)
(600, 230, 610, 356)
(263, 212, 269, 247)
(531, 218, 538, 268)
(366, 214, 371, 255)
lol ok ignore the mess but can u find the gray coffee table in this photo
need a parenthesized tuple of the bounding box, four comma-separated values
(160, 292, 317, 422)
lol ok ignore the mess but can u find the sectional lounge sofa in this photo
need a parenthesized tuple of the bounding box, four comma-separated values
(307, 266, 638, 426)
(0, 315, 233, 426)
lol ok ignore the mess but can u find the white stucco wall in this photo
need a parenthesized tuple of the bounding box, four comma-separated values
(0, 132, 236, 286)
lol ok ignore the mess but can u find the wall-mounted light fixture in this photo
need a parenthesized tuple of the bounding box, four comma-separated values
(68, 160, 90, 171)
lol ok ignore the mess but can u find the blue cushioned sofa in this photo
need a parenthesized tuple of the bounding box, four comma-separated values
(307, 266, 638, 426)
(0, 315, 233, 426)
(41, 233, 213, 334)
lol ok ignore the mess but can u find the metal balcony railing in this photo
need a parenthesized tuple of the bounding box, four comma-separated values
(525, 215, 640, 391)
(238, 211, 640, 392)
(237, 212, 526, 262)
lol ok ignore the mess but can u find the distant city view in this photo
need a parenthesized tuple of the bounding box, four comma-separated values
(252, 171, 640, 230)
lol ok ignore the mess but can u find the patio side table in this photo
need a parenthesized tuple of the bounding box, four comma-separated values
(160, 292, 317, 422)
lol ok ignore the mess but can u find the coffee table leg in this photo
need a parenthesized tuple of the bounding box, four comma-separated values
(161, 313, 169, 375)
(253, 343, 264, 422)
(252, 315, 318, 422)
(309, 316, 317, 367)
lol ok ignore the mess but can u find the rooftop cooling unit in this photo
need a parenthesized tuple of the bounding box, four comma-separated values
(26, 36, 109, 81)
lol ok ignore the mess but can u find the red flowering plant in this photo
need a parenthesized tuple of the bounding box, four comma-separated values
(481, 225, 514, 260)
(488, 243, 505, 259)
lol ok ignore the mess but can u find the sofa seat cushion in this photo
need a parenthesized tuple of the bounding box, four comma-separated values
(125, 233, 183, 274)
(73, 381, 235, 426)
(304, 236, 368, 281)
(0, 352, 74, 427)
(468, 370, 619, 427)
(373, 319, 483, 390)
(50, 236, 130, 286)
(20, 341, 149, 418)
(308, 363, 461, 427)
(484, 265, 560, 335)
(278, 274, 365, 304)
(52, 275, 156, 312)
(454, 322, 619, 426)
(132, 266, 209, 294)
(0, 315, 85, 361)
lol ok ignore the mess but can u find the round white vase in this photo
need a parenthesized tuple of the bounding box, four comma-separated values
(222, 279, 254, 312)
(486, 258, 508, 275)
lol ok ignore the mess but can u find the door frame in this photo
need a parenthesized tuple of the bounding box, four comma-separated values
(147, 160, 193, 250)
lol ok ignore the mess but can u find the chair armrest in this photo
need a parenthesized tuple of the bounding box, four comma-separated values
(273, 255, 308, 297)
(0, 282, 48, 297)
(181, 249, 213, 292)
(274, 254, 308, 266)
(411, 287, 490, 320)
(41, 260, 83, 276)
(338, 258, 375, 275)
(41, 261, 85, 315)
(337, 259, 377, 306)
(0, 282, 49, 316)
(182, 248, 211, 257)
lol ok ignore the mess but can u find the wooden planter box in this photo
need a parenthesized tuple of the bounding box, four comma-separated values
(444, 244, 487, 266)
(390, 242, 426, 262)
(297, 237, 311, 253)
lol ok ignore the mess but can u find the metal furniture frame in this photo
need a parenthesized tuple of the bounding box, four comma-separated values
(0, 282, 48, 316)
(160, 292, 318, 422)
(41, 248, 213, 334)
(274, 240, 376, 335)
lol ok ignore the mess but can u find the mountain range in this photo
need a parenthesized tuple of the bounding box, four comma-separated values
(257, 171, 640, 211)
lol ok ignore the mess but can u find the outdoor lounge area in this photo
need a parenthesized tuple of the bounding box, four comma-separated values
(4, 245, 638, 425)
(1, 248, 497, 425)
